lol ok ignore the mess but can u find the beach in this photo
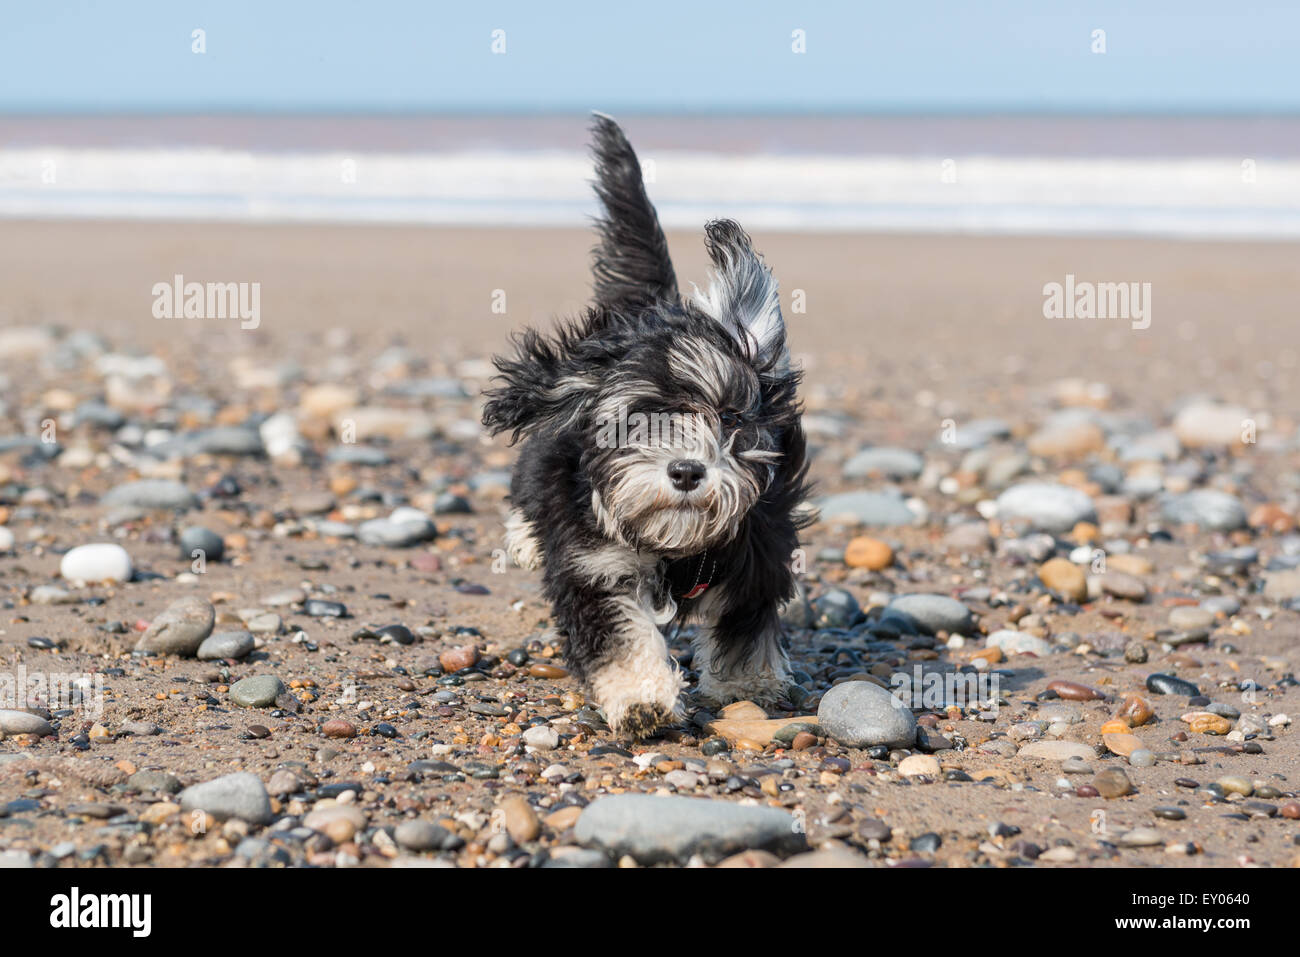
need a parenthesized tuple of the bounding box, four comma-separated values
(1, 219, 1299, 868)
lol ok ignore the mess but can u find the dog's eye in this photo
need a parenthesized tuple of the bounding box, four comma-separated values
(719, 410, 744, 430)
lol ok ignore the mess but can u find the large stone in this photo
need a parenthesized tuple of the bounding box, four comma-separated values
(574, 795, 805, 865)
(178, 772, 273, 824)
(817, 680, 917, 749)
(0, 710, 54, 737)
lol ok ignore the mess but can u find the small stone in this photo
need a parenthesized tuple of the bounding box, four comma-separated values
(1100, 571, 1147, 601)
(1102, 732, 1145, 758)
(1037, 558, 1087, 601)
(101, 479, 198, 511)
(522, 725, 560, 751)
(500, 795, 541, 844)
(1183, 712, 1232, 735)
(59, 543, 133, 583)
(439, 647, 479, 672)
(844, 536, 893, 570)
(1118, 827, 1163, 847)
(179, 526, 225, 563)
(897, 754, 941, 778)
(135, 597, 215, 657)
(1046, 680, 1103, 701)
(197, 630, 255, 661)
(1153, 806, 1187, 820)
(885, 594, 974, 635)
(1117, 695, 1155, 726)
(996, 482, 1096, 533)
(1146, 673, 1200, 697)
(1216, 776, 1253, 797)
(229, 675, 285, 708)
(1093, 767, 1134, 799)
(322, 720, 357, 739)
(394, 819, 453, 852)
(1016, 740, 1096, 762)
(1160, 490, 1247, 531)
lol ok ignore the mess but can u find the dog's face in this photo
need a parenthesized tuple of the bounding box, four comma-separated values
(584, 313, 785, 555)
(483, 161, 801, 557)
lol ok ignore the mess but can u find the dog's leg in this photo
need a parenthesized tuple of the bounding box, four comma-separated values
(691, 585, 792, 709)
(503, 507, 543, 570)
(551, 545, 684, 737)
(587, 593, 684, 736)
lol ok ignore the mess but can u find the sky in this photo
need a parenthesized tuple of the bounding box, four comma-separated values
(0, 1, 1296, 114)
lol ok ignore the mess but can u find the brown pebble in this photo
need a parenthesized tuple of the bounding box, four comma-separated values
(322, 719, 357, 739)
(1093, 767, 1134, 799)
(1280, 803, 1300, 820)
(528, 664, 569, 679)
(1117, 694, 1154, 727)
(791, 731, 817, 750)
(544, 806, 583, 831)
(499, 795, 540, 844)
(439, 646, 479, 672)
(1047, 680, 1103, 701)
(844, 536, 893, 570)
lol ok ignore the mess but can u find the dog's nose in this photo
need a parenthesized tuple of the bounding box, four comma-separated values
(668, 459, 706, 492)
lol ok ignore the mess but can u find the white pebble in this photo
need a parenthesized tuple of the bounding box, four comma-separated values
(59, 543, 133, 583)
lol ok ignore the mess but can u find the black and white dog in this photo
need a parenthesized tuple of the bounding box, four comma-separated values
(483, 114, 809, 736)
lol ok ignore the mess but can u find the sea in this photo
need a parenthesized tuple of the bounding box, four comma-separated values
(1, 113, 1298, 238)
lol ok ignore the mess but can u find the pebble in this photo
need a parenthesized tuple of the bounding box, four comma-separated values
(1093, 768, 1134, 799)
(885, 594, 974, 635)
(322, 720, 358, 739)
(1216, 776, 1253, 797)
(101, 479, 198, 511)
(0, 710, 54, 736)
(1018, 740, 1096, 762)
(1159, 490, 1247, 531)
(1099, 571, 1147, 601)
(1118, 827, 1164, 847)
(816, 490, 916, 526)
(844, 536, 893, 570)
(812, 588, 861, 628)
(1037, 558, 1087, 601)
(179, 526, 225, 562)
(986, 629, 1051, 656)
(1046, 680, 1103, 701)
(229, 675, 285, 708)
(817, 680, 918, 749)
(358, 509, 437, 547)
(574, 795, 806, 865)
(1172, 400, 1251, 448)
(897, 754, 941, 777)
(59, 543, 133, 583)
(500, 795, 541, 844)
(178, 772, 273, 825)
(135, 596, 215, 656)
(197, 630, 255, 661)
(522, 726, 560, 750)
(1146, 673, 1200, 697)
(842, 446, 924, 479)
(996, 482, 1096, 533)
(394, 819, 455, 852)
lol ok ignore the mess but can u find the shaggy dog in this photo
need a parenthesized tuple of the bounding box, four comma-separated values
(482, 114, 809, 736)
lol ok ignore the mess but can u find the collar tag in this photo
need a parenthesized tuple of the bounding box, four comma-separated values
(683, 582, 709, 600)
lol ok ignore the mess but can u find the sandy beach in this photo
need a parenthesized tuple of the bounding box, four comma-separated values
(1, 220, 1299, 868)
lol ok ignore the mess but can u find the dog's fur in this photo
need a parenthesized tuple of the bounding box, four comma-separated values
(482, 114, 810, 736)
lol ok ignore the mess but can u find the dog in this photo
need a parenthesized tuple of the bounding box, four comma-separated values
(482, 114, 809, 736)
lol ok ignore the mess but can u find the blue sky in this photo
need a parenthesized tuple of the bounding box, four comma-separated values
(1, 1, 1296, 113)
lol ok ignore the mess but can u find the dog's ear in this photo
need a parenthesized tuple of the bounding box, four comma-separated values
(482, 326, 598, 443)
(590, 112, 679, 311)
(692, 220, 789, 374)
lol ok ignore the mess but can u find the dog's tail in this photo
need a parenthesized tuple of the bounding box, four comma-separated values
(589, 112, 678, 311)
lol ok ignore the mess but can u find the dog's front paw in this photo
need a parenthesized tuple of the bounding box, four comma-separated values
(591, 658, 685, 738)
